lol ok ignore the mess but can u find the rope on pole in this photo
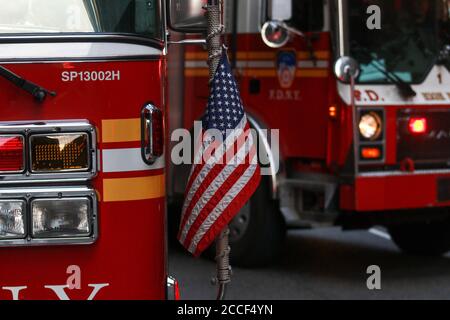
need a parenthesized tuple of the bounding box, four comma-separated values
(206, 0, 224, 83)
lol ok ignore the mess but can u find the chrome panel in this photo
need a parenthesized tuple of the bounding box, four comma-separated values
(359, 169, 450, 178)
(357, 107, 386, 165)
(0, 187, 98, 247)
(0, 121, 97, 184)
(141, 104, 164, 165)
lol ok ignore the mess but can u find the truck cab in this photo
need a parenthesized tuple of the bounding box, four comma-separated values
(178, 0, 450, 266)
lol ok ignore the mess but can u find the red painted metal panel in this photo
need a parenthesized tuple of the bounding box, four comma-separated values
(341, 173, 450, 212)
(0, 58, 167, 300)
(184, 33, 332, 160)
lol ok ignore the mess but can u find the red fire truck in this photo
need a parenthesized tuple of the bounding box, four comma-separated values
(172, 0, 450, 266)
(0, 0, 208, 300)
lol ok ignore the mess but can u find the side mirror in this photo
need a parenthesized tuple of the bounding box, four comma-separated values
(334, 56, 360, 83)
(268, 0, 292, 21)
(167, 0, 207, 33)
(261, 21, 290, 48)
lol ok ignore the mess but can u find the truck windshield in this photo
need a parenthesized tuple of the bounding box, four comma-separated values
(348, 0, 450, 84)
(0, 0, 161, 40)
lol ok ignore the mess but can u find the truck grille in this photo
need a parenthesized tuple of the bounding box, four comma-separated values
(397, 109, 450, 169)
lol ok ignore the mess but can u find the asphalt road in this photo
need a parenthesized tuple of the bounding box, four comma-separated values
(169, 227, 450, 300)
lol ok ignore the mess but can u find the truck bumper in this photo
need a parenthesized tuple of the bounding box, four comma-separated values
(340, 171, 450, 212)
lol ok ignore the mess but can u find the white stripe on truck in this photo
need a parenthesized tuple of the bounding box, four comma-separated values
(102, 148, 164, 173)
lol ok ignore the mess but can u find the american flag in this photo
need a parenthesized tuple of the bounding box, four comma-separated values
(178, 51, 261, 256)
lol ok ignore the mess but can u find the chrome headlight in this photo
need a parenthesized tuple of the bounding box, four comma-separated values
(0, 200, 26, 239)
(0, 188, 97, 246)
(32, 198, 91, 238)
(359, 112, 382, 140)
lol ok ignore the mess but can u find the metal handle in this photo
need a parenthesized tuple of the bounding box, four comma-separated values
(141, 103, 163, 165)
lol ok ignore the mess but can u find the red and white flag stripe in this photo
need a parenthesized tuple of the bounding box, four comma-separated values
(178, 117, 260, 256)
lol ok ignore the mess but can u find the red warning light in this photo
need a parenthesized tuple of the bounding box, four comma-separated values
(408, 118, 427, 134)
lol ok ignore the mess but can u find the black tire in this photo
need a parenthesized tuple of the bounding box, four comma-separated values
(388, 218, 450, 256)
(205, 175, 286, 267)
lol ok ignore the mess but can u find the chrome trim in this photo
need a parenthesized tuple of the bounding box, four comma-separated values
(0, 187, 98, 247)
(259, 0, 268, 31)
(0, 134, 25, 174)
(0, 34, 164, 46)
(168, 39, 206, 46)
(141, 104, 164, 165)
(247, 114, 279, 199)
(323, 0, 331, 32)
(0, 121, 97, 184)
(337, 0, 348, 57)
(357, 107, 386, 165)
(359, 169, 450, 178)
(162, 0, 169, 55)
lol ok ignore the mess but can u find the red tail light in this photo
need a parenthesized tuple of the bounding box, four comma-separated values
(152, 109, 164, 157)
(0, 135, 24, 172)
(174, 279, 181, 300)
(409, 118, 427, 134)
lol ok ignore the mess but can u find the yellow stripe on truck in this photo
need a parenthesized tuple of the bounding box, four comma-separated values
(185, 51, 330, 61)
(185, 68, 328, 78)
(102, 118, 141, 143)
(103, 175, 166, 202)
(185, 69, 210, 77)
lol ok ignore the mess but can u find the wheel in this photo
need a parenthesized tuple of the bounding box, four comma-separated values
(388, 218, 450, 256)
(205, 175, 286, 267)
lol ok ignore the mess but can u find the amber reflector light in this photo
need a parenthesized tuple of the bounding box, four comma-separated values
(361, 147, 382, 160)
(30, 133, 89, 172)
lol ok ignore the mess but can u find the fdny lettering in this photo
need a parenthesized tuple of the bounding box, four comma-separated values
(1, 283, 109, 300)
(422, 92, 446, 101)
(269, 89, 301, 101)
(62, 70, 121, 82)
(354, 90, 450, 102)
(355, 89, 381, 102)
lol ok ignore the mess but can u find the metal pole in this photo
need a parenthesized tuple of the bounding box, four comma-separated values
(205, 0, 231, 301)
(207, 0, 223, 82)
(349, 73, 359, 176)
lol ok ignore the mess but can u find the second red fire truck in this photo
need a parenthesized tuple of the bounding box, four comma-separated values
(172, 0, 450, 266)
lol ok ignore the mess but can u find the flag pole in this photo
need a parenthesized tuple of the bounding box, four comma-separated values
(206, 0, 231, 300)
